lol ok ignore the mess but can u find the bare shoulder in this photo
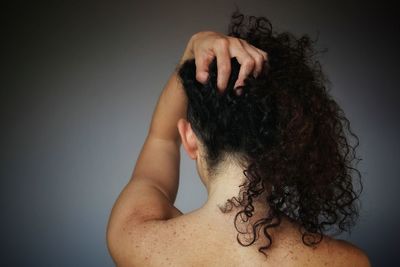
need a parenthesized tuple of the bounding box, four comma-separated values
(324, 237, 371, 267)
(338, 239, 371, 267)
(113, 211, 201, 267)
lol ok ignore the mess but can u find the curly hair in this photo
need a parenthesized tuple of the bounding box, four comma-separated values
(177, 10, 362, 257)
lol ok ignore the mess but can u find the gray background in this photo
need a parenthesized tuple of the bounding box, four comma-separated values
(2, 0, 399, 266)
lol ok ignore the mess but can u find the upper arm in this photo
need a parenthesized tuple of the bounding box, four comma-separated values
(107, 116, 184, 265)
(132, 133, 181, 203)
(106, 178, 183, 266)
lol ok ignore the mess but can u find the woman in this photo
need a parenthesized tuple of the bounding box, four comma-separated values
(107, 11, 371, 266)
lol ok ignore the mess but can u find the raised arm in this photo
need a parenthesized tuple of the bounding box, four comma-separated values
(106, 31, 267, 265)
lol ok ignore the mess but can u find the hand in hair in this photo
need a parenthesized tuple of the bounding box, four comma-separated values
(180, 31, 268, 91)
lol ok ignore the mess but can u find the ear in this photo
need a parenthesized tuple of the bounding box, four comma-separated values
(177, 118, 198, 160)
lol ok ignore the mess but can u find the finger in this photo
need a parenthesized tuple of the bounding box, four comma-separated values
(256, 48, 268, 61)
(212, 38, 232, 91)
(234, 56, 255, 89)
(195, 50, 214, 84)
(242, 42, 266, 78)
(229, 42, 255, 88)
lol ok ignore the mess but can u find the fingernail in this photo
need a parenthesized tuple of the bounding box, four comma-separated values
(198, 72, 208, 83)
(234, 81, 242, 89)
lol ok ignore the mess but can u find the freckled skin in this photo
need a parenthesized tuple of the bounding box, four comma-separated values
(116, 209, 369, 267)
(106, 17, 371, 267)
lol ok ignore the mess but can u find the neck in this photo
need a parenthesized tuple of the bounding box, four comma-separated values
(196, 160, 300, 241)
(201, 161, 270, 220)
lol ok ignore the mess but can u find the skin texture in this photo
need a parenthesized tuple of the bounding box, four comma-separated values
(176, 11, 369, 257)
(106, 15, 371, 266)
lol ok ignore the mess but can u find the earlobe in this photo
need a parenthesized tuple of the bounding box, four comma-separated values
(177, 118, 198, 160)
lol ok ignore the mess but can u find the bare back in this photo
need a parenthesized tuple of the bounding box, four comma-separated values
(131, 209, 370, 267)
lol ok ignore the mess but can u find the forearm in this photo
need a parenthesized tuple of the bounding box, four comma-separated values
(146, 72, 187, 144)
(130, 78, 185, 202)
(131, 35, 195, 202)
(146, 35, 195, 144)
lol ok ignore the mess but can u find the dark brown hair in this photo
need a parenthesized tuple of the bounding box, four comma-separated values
(177, 10, 362, 257)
